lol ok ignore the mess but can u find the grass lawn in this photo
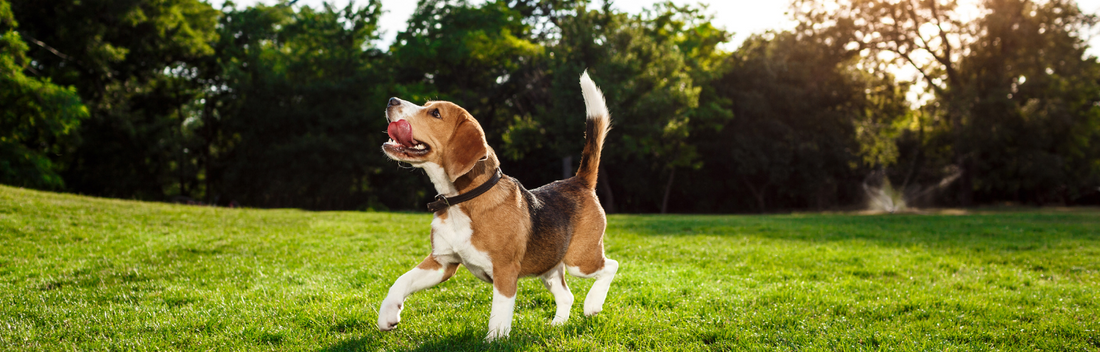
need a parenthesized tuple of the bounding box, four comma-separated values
(1, 185, 1098, 351)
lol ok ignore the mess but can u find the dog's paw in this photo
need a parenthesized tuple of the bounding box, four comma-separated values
(550, 315, 568, 326)
(583, 305, 602, 317)
(377, 300, 403, 331)
(484, 328, 510, 342)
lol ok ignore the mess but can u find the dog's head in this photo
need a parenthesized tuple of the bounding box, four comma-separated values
(383, 97, 490, 181)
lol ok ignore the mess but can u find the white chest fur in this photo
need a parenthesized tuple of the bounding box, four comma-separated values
(430, 200, 494, 283)
(421, 162, 494, 282)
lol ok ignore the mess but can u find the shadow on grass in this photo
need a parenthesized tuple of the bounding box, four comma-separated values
(320, 329, 537, 352)
(318, 315, 610, 352)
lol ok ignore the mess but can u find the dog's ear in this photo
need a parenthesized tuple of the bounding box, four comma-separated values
(443, 118, 489, 182)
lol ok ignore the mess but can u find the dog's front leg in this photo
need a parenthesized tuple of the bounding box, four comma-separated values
(378, 255, 459, 331)
(485, 264, 519, 342)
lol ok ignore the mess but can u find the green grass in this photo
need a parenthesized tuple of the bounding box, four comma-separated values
(1, 185, 1098, 351)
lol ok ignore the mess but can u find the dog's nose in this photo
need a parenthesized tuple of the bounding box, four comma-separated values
(388, 97, 401, 107)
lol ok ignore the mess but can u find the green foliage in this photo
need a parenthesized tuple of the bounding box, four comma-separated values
(0, 0, 87, 189)
(563, 3, 702, 174)
(206, 1, 394, 209)
(6, 0, 1100, 212)
(390, 0, 547, 150)
(3, 185, 1099, 349)
(522, 2, 727, 212)
(682, 30, 909, 212)
(959, 0, 1100, 203)
(796, 0, 1100, 206)
(9, 0, 220, 199)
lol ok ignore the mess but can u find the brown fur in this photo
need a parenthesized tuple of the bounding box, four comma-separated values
(443, 119, 489, 181)
(416, 255, 460, 283)
(575, 115, 610, 188)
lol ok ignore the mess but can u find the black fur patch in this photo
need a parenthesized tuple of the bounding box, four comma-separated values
(576, 119, 598, 177)
(515, 177, 579, 275)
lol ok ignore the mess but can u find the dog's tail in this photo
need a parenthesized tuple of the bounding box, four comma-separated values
(575, 70, 611, 189)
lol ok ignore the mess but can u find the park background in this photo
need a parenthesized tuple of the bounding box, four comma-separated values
(5, 0, 1100, 213)
(3, 1, 1100, 350)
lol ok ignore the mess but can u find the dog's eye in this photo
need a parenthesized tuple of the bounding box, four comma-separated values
(431, 109, 442, 119)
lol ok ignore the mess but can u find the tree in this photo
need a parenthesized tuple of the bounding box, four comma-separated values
(795, 0, 1100, 206)
(959, 0, 1100, 204)
(390, 0, 546, 135)
(206, 1, 393, 209)
(519, 1, 724, 213)
(0, 0, 87, 189)
(10, 0, 219, 200)
(694, 30, 905, 212)
(793, 0, 980, 204)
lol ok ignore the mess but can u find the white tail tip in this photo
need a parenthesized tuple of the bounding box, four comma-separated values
(579, 70, 608, 119)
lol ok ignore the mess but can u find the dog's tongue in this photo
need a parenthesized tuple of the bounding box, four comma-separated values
(387, 120, 415, 147)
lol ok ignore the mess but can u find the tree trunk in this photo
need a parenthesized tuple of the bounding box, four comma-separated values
(661, 168, 676, 214)
(901, 108, 926, 190)
(561, 155, 573, 180)
(176, 85, 188, 197)
(598, 168, 615, 213)
(741, 176, 767, 213)
(202, 95, 215, 204)
(950, 102, 973, 207)
(957, 157, 973, 206)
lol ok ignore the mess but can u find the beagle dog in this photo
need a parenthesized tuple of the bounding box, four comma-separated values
(377, 72, 618, 341)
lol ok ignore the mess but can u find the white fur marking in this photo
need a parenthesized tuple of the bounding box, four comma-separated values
(579, 70, 608, 119)
(567, 259, 619, 316)
(422, 162, 458, 196)
(540, 265, 573, 325)
(386, 98, 425, 123)
(485, 287, 516, 341)
(377, 267, 448, 331)
(565, 265, 588, 278)
(430, 207, 494, 283)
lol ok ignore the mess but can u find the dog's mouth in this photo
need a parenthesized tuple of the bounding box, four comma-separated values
(383, 138, 431, 157)
(383, 119, 431, 159)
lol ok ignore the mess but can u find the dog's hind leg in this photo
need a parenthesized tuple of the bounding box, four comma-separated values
(378, 255, 459, 331)
(563, 206, 619, 317)
(539, 263, 574, 325)
(567, 257, 619, 316)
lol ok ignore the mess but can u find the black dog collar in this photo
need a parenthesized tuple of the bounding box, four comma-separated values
(427, 168, 502, 213)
